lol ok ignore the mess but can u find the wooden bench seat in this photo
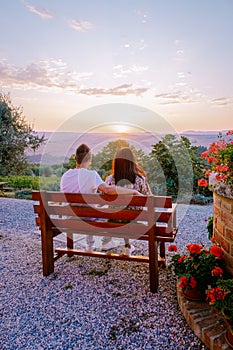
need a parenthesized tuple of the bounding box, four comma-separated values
(32, 191, 178, 293)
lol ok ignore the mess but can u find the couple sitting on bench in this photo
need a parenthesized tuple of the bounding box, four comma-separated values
(60, 143, 151, 255)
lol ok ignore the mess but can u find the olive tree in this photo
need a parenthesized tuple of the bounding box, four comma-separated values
(0, 92, 45, 176)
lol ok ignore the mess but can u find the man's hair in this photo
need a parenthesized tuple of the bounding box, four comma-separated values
(75, 144, 91, 164)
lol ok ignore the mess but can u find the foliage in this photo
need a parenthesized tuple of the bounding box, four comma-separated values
(39, 177, 60, 191)
(0, 92, 45, 176)
(29, 163, 65, 177)
(15, 189, 32, 200)
(206, 216, 214, 240)
(0, 175, 39, 189)
(190, 194, 213, 205)
(0, 175, 60, 192)
(169, 243, 225, 293)
(147, 134, 210, 199)
(198, 130, 233, 193)
(207, 279, 233, 330)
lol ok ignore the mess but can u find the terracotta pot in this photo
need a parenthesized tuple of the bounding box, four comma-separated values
(224, 319, 233, 348)
(183, 288, 205, 301)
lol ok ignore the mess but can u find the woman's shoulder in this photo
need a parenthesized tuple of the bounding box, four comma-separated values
(135, 174, 146, 182)
(105, 174, 115, 184)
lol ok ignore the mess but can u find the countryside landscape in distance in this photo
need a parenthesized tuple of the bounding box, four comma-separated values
(28, 130, 224, 165)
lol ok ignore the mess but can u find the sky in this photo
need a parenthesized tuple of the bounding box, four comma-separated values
(1, 0, 233, 133)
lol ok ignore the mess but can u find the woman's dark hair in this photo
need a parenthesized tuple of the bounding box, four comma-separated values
(75, 144, 91, 164)
(112, 147, 146, 185)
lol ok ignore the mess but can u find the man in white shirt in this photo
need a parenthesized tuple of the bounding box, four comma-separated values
(60, 143, 140, 251)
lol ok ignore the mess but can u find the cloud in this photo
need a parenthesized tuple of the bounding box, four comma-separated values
(173, 39, 185, 62)
(24, 2, 53, 19)
(155, 89, 233, 106)
(122, 39, 147, 53)
(113, 64, 149, 78)
(155, 91, 198, 104)
(210, 97, 233, 106)
(68, 19, 93, 32)
(78, 84, 148, 96)
(0, 58, 148, 97)
(134, 9, 151, 23)
(175, 49, 184, 61)
(177, 72, 186, 79)
(0, 58, 93, 90)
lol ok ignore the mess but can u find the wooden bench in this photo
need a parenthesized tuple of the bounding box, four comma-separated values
(0, 181, 8, 192)
(32, 191, 178, 293)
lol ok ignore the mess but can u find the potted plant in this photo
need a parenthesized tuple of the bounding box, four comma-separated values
(198, 130, 233, 278)
(198, 130, 233, 198)
(169, 243, 225, 300)
(206, 279, 233, 347)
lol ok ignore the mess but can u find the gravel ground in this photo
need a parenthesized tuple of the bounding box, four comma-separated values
(0, 197, 213, 350)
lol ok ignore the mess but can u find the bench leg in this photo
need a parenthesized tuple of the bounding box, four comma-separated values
(159, 241, 165, 260)
(148, 239, 159, 293)
(41, 230, 54, 276)
(67, 232, 74, 257)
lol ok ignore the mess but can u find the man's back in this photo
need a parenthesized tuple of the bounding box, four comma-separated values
(60, 168, 103, 193)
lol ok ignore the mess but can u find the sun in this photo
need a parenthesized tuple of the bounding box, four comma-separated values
(114, 124, 129, 133)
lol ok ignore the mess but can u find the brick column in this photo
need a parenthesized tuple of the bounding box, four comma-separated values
(213, 192, 233, 277)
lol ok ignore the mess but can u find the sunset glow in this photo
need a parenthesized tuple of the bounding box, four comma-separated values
(1, 1, 232, 133)
(114, 124, 132, 134)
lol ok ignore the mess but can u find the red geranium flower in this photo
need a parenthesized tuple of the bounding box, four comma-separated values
(187, 243, 202, 255)
(178, 255, 187, 263)
(168, 244, 178, 252)
(198, 178, 208, 187)
(211, 266, 223, 277)
(189, 276, 197, 289)
(201, 151, 209, 158)
(216, 164, 229, 172)
(215, 173, 227, 182)
(210, 245, 224, 259)
(179, 276, 188, 289)
(206, 286, 227, 304)
(208, 156, 217, 164)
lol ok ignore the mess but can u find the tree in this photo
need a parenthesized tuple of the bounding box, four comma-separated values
(148, 134, 212, 199)
(148, 134, 181, 197)
(0, 92, 45, 176)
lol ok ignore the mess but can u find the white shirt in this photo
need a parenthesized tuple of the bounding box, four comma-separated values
(60, 168, 103, 193)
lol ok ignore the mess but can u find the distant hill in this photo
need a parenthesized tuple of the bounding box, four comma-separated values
(180, 131, 221, 147)
(27, 130, 223, 165)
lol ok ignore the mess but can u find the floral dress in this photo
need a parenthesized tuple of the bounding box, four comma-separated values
(105, 174, 151, 195)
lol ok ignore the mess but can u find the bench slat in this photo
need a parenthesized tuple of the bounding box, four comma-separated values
(34, 204, 172, 223)
(47, 205, 148, 221)
(55, 248, 150, 262)
(32, 191, 173, 208)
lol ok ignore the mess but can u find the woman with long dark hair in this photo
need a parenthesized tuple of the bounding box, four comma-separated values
(107, 147, 150, 194)
(103, 147, 151, 255)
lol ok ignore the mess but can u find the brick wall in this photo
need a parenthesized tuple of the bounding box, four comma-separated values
(213, 192, 233, 277)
